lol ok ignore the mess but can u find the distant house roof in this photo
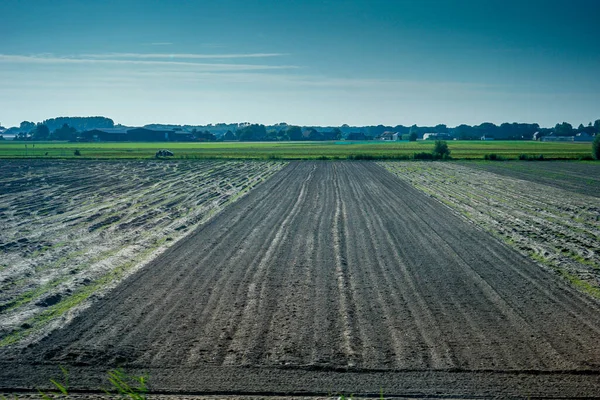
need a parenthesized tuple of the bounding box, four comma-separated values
(87, 128, 130, 134)
(378, 131, 396, 139)
(135, 127, 175, 133)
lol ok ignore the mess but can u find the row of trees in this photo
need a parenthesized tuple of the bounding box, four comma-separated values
(3, 117, 114, 137)
(13, 123, 77, 141)
(234, 125, 343, 141)
(554, 121, 600, 136)
(4, 117, 600, 142)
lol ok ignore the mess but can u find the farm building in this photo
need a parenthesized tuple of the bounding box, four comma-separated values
(127, 128, 173, 141)
(377, 131, 399, 141)
(574, 132, 594, 142)
(541, 135, 575, 142)
(81, 128, 129, 141)
(82, 127, 178, 142)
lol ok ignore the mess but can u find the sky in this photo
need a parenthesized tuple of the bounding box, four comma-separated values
(1, 0, 599, 128)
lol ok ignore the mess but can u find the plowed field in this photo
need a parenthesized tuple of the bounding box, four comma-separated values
(465, 161, 600, 198)
(381, 162, 600, 298)
(0, 160, 285, 346)
(2, 162, 600, 398)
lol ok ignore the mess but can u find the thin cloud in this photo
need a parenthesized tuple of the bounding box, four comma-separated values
(0, 54, 298, 71)
(82, 52, 288, 59)
(149, 42, 173, 46)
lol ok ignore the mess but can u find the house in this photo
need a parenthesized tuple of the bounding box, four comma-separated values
(378, 131, 398, 141)
(574, 132, 594, 142)
(81, 127, 177, 142)
(81, 128, 129, 141)
(128, 128, 173, 141)
(541, 135, 574, 142)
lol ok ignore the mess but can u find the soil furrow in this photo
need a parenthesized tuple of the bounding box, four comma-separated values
(3, 161, 600, 398)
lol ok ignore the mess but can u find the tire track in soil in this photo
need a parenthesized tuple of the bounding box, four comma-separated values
(3, 161, 600, 397)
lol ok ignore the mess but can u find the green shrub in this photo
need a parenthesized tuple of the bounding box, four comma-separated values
(432, 140, 450, 159)
(413, 152, 434, 160)
(348, 154, 376, 160)
(484, 153, 506, 161)
(593, 135, 600, 160)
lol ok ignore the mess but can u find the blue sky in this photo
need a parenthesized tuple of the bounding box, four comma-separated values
(1, 0, 599, 127)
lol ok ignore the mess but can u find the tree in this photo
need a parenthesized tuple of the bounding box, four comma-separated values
(593, 134, 600, 160)
(236, 124, 267, 141)
(554, 122, 574, 136)
(432, 140, 450, 159)
(408, 132, 418, 141)
(408, 124, 418, 136)
(15, 132, 29, 140)
(434, 124, 448, 133)
(52, 124, 77, 141)
(304, 128, 322, 141)
(42, 116, 114, 132)
(346, 132, 367, 141)
(594, 119, 600, 134)
(454, 124, 476, 140)
(32, 124, 50, 140)
(331, 127, 342, 140)
(19, 121, 36, 132)
(285, 125, 303, 141)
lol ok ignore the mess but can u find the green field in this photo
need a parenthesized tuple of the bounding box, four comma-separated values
(0, 140, 594, 160)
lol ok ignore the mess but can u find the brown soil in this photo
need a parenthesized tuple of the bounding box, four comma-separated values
(1, 162, 600, 398)
(465, 161, 600, 198)
(0, 160, 285, 346)
(381, 161, 600, 296)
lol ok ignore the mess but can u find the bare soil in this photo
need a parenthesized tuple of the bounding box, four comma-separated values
(0, 160, 284, 346)
(1, 162, 600, 398)
(465, 161, 600, 198)
(381, 161, 600, 297)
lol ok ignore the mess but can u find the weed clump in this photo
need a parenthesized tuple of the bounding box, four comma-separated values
(484, 153, 506, 161)
(413, 152, 434, 160)
(38, 367, 148, 399)
(517, 154, 547, 161)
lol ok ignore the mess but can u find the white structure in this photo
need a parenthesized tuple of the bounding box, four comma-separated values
(378, 131, 399, 141)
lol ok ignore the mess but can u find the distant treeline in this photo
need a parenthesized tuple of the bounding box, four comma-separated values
(1, 116, 599, 142)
